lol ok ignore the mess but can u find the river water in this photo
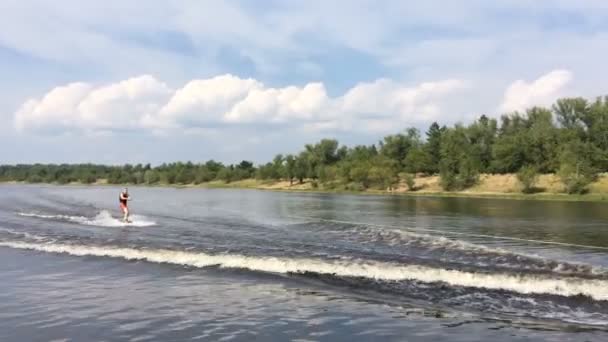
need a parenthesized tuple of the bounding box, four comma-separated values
(1, 184, 608, 341)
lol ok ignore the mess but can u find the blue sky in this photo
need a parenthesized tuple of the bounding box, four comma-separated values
(2, 0, 608, 165)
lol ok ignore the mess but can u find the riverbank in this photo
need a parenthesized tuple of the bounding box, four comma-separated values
(201, 173, 608, 202)
(4, 173, 608, 202)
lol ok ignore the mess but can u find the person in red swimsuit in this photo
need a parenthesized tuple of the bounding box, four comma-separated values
(119, 188, 131, 223)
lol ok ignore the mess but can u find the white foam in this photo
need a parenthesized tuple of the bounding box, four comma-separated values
(17, 211, 156, 227)
(2, 240, 608, 301)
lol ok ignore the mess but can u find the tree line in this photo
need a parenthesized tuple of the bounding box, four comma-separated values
(2, 96, 607, 194)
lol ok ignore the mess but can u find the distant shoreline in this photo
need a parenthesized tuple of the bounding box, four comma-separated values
(3, 173, 608, 203)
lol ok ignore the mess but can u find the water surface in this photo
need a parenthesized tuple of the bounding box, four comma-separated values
(1, 184, 608, 341)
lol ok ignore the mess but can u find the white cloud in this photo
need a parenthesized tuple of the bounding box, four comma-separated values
(157, 74, 261, 127)
(78, 75, 172, 129)
(14, 74, 468, 135)
(225, 83, 329, 123)
(499, 70, 573, 113)
(339, 78, 466, 122)
(15, 75, 171, 133)
(15, 82, 92, 133)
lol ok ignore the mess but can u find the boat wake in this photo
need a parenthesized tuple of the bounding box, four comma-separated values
(4, 208, 608, 328)
(292, 219, 608, 278)
(1, 238, 607, 302)
(17, 210, 156, 227)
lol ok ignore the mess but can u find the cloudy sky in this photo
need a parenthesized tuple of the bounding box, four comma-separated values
(2, 0, 608, 165)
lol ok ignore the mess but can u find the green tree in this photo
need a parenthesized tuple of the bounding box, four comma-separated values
(349, 163, 370, 189)
(163, 169, 177, 184)
(193, 167, 213, 184)
(380, 128, 419, 169)
(439, 126, 480, 190)
(425, 122, 445, 174)
(217, 167, 234, 183)
(585, 96, 608, 170)
(236, 160, 255, 179)
(176, 168, 194, 184)
(255, 163, 275, 180)
(526, 107, 560, 172)
(517, 165, 539, 194)
(553, 97, 589, 139)
(492, 108, 559, 173)
(558, 140, 597, 194)
(318, 165, 338, 185)
(313, 139, 341, 165)
(133, 171, 144, 184)
(403, 146, 433, 174)
(271, 154, 285, 180)
(295, 153, 309, 184)
(368, 155, 399, 190)
(285, 154, 296, 185)
(144, 170, 160, 184)
(301, 139, 342, 179)
(467, 115, 497, 172)
(403, 173, 416, 191)
(336, 145, 378, 186)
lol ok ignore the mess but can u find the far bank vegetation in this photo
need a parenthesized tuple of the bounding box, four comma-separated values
(3, 96, 608, 196)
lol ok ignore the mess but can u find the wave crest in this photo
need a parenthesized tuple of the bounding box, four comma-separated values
(2, 240, 607, 302)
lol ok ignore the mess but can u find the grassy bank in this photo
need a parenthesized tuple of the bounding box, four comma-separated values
(207, 173, 608, 202)
(5, 173, 608, 202)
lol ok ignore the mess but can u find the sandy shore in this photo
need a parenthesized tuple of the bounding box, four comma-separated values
(195, 173, 608, 202)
